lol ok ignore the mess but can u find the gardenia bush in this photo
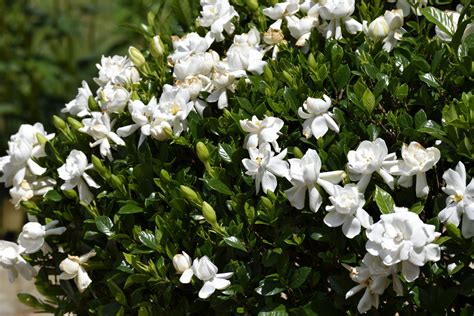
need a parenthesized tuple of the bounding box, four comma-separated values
(1, 0, 473, 314)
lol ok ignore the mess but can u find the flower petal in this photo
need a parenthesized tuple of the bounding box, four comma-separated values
(198, 281, 216, 299)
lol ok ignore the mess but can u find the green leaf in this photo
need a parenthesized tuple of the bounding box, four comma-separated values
(223, 236, 248, 252)
(414, 110, 428, 129)
(138, 231, 160, 251)
(107, 279, 127, 305)
(218, 143, 233, 163)
(362, 88, 376, 114)
(118, 203, 144, 214)
(374, 185, 395, 214)
(445, 222, 462, 239)
(417, 120, 447, 138)
(96, 216, 114, 237)
(419, 73, 441, 89)
(255, 277, 285, 296)
(290, 267, 312, 289)
(258, 304, 288, 316)
(44, 190, 62, 202)
(334, 64, 351, 88)
(421, 7, 456, 37)
(203, 177, 233, 195)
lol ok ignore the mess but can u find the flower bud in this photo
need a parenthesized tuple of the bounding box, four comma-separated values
(110, 174, 123, 189)
(307, 53, 317, 71)
(202, 201, 217, 226)
(293, 146, 304, 159)
(173, 252, 192, 273)
(282, 70, 293, 85)
(263, 65, 273, 82)
(180, 185, 203, 206)
(88, 96, 100, 112)
(160, 169, 172, 183)
(63, 189, 78, 200)
(196, 142, 210, 163)
(151, 35, 165, 58)
(67, 117, 83, 130)
(53, 115, 67, 130)
(35, 133, 48, 146)
(91, 155, 109, 179)
(128, 46, 146, 68)
(246, 0, 259, 11)
(368, 16, 389, 39)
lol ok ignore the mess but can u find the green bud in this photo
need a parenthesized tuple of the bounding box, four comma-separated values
(160, 169, 172, 183)
(67, 117, 83, 130)
(53, 115, 66, 130)
(21, 200, 38, 210)
(246, 0, 259, 11)
(91, 155, 109, 178)
(179, 185, 203, 206)
(260, 196, 273, 212)
(63, 189, 78, 200)
(196, 142, 210, 163)
(36, 133, 48, 145)
(147, 11, 155, 28)
(128, 46, 146, 68)
(110, 174, 124, 189)
(202, 201, 217, 226)
(307, 53, 317, 71)
(282, 70, 293, 85)
(266, 191, 276, 202)
(151, 35, 165, 58)
(293, 146, 304, 159)
(88, 95, 100, 111)
(263, 64, 273, 82)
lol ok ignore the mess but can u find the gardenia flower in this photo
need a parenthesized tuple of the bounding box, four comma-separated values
(94, 55, 140, 87)
(366, 208, 441, 282)
(240, 116, 284, 152)
(390, 142, 440, 197)
(344, 253, 402, 313)
(387, 0, 427, 17)
(58, 150, 100, 204)
(0, 241, 37, 283)
(169, 32, 214, 63)
(298, 94, 339, 139)
(286, 15, 318, 48)
(173, 251, 194, 284)
(18, 220, 66, 254)
(98, 83, 130, 113)
(117, 97, 159, 146)
(9, 177, 56, 209)
(365, 9, 406, 52)
(207, 60, 239, 109)
(262, 24, 286, 60)
(285, 149, 344, 212)
(227, 28, 267, 75)
(0, 123, 54, 187)
(198, 0, 239, 42)
(192, 256, 233, 299)
(62, 80, 92, 117)
(262, 0, 300, 30)
(438, 162, 474, 238)
(79, 112, 125, 161)
(242, 143, 290, 194)
(324, 184, 372, 239)
(59, 250, 96, 293)
(347, 138, 397, 192)
(155, 84, 193, 138)
(317, 0, 362, 40)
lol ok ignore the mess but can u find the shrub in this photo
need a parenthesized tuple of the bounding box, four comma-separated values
(1, 0, 473, 315)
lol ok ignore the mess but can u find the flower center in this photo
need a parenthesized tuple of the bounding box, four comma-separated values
(453, 193, 463, 203)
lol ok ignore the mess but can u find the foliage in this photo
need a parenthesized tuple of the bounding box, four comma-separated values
(1, 0, 473, 315)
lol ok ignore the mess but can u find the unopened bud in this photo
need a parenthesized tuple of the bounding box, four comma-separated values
(307, 53, 317, 70)
(128, 46, 146, 68)
(110, 175, 123, 189)
(202, 201, 217, 226)
(173, 252, 191, 273)
(67, 117, 83, 130)
(21, 200, 38, 210)
(246, 0, 259, 11)
(293, 147, 304, 159)
(91, 155, 108, 178)
(196, 142, 210, 163)
(367, 16, 389, 39)
(282, 70, 293, 85)
(263, 64, 273, 82)
(180, 185, 203, 206)
(160, 169, 172, 183)
(53, 115, 66, 130)
(88, 96, 100, 111)
(151, 35, 165, 58)
(36, 133, 48, 145)
(63, 189, 78, 200)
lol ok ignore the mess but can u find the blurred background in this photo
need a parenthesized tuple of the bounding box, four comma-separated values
(0, 0, 161, 314)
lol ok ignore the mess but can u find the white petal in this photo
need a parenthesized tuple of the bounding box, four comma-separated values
(308, 186, 322, 212)
(342, 217, 361, 239)
(357, 288, 375, 314)
(310, 116, 329, 139)
(198, 281, 216, 299)
(75, 267, 92, 293)
(179, 268, 194, 284)
(402, 261, 419, 282)
(210, 277, 231, 290)
(285, 185, 306, 210)
(324, 211, 346, 227)
(262, 171, 277, 194)
(415, 172, 429, 198)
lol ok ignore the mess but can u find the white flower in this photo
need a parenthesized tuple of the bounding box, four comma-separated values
(9, 177, 56, 209)
(175, 76, 212, 116)
(155, 85, 193, 138)
(324, 184, 372, 238)
(79, 112, 125, 161)
(169, 32, 214, 63)
(18, 220, 66, 254)
(317, 0, 362, 40)
(262, 25, 286, 60)
(298, 95, 339, 139)
(192, 256, 233, 299)
(58, 150, 100, 204)
(368, 9, 406, 52)
(347, 138, 397, 192)
(62, 80, 92, 117)
(438, 162, 474, 238)
(173, 251, 194, 284)
(366, 208, 441, 282)
(173, 51, 219, 81)
(94, 55, 140, 87)
(285, 149, 344, 212)
(206, 61, 238, 109)
(0, 241, 37, 283)
(387, 0, 427, 17)
(240, 116, 284, 153)
(366, 16, 390, 39)
(98, 83, 130, 113)
(262, 0, 299, 22)
(344, 253, 401, 313)
(198, 0, 238, 42)
(390, 142, 440, 197)
(0, 123, 54, 187)
(286, 15, 318, 48)
(117, 97, 159, 147)
(242, 144, 290, 194)
(59, 250, 96, 293)
(227, 28, 267, 75)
